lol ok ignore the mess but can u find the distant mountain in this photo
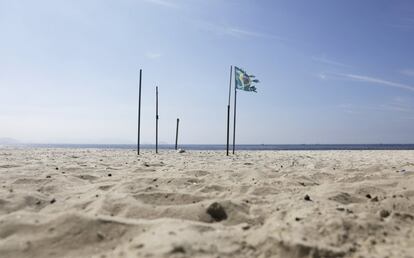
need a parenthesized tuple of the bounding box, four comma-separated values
(0, 137, 20, 145)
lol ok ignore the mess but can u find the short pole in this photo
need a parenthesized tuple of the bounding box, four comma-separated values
(137, 69, 142, 155)
(155, 86, 159, 154)
(175, 118, 180, 150)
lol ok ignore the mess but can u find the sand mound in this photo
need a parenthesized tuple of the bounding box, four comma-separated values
(0, 212, 147, 258)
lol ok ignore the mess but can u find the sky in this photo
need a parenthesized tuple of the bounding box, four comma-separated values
(1, 0, 414, 144)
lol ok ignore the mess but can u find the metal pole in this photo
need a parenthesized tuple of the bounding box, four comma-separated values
(226, 66, 232, 156)
(137, 69, 142, 155)
(175, 118, 179, 150)
(155, 86, 159, 154)
(232, 67, 237, 155)
(232, 89, 237, 154)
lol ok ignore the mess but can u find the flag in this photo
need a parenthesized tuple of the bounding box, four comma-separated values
(235, 66, 259, 92)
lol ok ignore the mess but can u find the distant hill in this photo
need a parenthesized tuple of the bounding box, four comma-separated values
(0, 137, 20, 145)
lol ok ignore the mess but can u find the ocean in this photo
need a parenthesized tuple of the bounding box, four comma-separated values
(25, 144, 414, 151)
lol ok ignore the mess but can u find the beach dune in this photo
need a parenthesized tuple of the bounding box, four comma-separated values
(0, 148, 413, 257)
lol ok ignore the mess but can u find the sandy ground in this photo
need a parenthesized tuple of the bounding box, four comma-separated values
(0, 148, 413, 258)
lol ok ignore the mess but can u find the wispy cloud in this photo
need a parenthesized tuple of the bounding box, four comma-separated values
(344, 74, 414, 92)
(320, 72, 414, 93)
(338, 97, 414, 116)
(312, 56, 351, 68)
(223, 27, 288, 40)
(145, 52, 162, 59)
(142, 0, 180, 9)
(383, 96, 414, 113)
(195, 20, 288, 41)
(400, 69, 414, 77)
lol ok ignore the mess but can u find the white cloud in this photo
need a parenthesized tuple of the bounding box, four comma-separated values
(224, 27, 287, 40)
(338, 99, 414, 116)
(317, 73, 327, 80)
(145, 52, 162, 59)
(320, 72, 414, 93)
(142, 0, 180, 9)
(345, 74, 414, 92)
(312, 56, 351, 68)
(195, 20, 287, 41)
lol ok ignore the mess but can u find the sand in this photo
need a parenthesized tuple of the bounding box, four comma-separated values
(0, 148, 413, 258)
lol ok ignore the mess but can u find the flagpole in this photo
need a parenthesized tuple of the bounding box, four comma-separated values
(155, 86, 159, 154)
(175, 118, 179, 150)
(226, 66, 233, 156)
(137, 69, 142, 155)
(232, 71, 237, 155)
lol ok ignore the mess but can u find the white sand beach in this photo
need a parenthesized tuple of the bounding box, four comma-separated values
(0, 148, 413, 258)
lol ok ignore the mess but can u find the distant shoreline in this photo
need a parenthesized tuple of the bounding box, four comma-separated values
(3, 143, 414, 151)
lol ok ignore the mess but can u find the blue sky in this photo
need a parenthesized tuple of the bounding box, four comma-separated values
(1, 0, 414, 144)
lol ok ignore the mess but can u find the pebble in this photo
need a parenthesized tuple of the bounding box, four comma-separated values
(170, 246, 186, 254)
(242, 225, 250, 230)
(304, 194, 311, 201)
(97, 232, 105, 241)
(206, 202, 228, 222)
(380, 209, 390, 218)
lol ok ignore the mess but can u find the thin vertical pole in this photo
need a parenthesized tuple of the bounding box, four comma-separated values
(226, 66, 232, 156)
(137, 69, 142, 155)
(175, 118, 180, 150)
(155, 86, 159, 154)
(232, 70, 237, 154)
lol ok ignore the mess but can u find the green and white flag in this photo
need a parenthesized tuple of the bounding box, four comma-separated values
(235, 66, 259, 92)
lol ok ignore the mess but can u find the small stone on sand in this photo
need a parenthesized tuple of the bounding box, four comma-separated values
(380, 209, 390, 218)
(206, 202, 228, 222)
(97, 232, 105, 240)
(170, 246, 186, 254)
(242, 225, 250, 230)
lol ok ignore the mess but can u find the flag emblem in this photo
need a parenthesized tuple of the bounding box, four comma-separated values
(235, 66, 259, 92)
